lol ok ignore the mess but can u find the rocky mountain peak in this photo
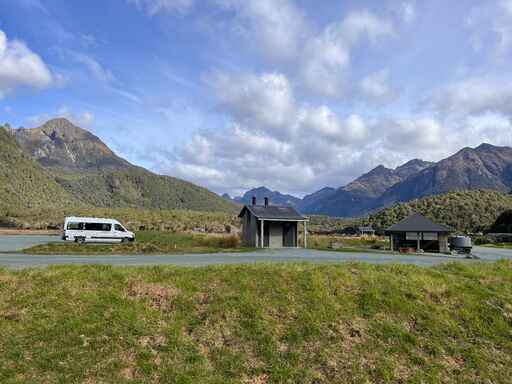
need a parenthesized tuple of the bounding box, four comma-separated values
(13, 118, 128, 171)
(38, 118, 95, 142)
(395, 159, 433, 180)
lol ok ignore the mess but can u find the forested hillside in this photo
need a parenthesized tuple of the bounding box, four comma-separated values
(0, 125, 79, 214)
(11, 119, 237, 213)
(366, 190, 512, 233)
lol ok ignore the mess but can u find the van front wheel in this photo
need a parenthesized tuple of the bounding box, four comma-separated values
(75, 237, 86, 244)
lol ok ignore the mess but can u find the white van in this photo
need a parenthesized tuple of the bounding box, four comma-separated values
(62, 217, 135, 244)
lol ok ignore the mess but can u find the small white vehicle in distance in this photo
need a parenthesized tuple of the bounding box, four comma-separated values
(62, 217, 135, 244)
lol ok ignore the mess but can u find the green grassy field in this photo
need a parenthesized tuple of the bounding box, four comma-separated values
(1, 262, 512, 383)
(482, 243, 512, 249)
(308, 235, 389, 251)
(22, 231, 251, 255)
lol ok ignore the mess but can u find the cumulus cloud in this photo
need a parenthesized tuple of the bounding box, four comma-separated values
(381, 117, 442, 150)
(426, 77, 512, 118)
(129, 1, 394, 97)
(127, 0, 194, 15)
(120, 1, 512, 196)
(359, 69, 398, 105)
(301, 11, 394, 97)
(27, 106, 95, 128)
(173, 71, 403, 195)
(0, 30, 53, 98)
(216, 0, 307, 61)
(172, 92, 512, 195)
(209, 72, 295, 136)
(173, 66, 512, 196)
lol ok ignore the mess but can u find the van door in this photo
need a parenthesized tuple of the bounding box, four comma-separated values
(114, 224, 127, 241)
(84, 222, 114, 243)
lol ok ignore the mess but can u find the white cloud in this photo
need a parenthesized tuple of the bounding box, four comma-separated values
(172, 71, 397, 195)
(129, 1, 394, 98)
(359, 69, 398, 104)
(461, 113, 512, 148)
(27, 106, 95, 128)
(426, 77, 512, 118)
(299, 107, 368, 143)
(171, 65, 512, 196)
(396, 2, 415, 24)
(209, 72, 295, 136)
(300, 11, 394, 97)
(382, 117, 442, 150)
(216, 0, 307, 61)
(0, 30, 53, 98)
(127, 0, 194, 15)
(68, 51, 114, 83)
(467, 1, 512, 58)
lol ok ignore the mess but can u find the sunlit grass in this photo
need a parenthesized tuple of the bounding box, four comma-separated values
(21, 231, 253, 255)
(1, 261, 511, 383)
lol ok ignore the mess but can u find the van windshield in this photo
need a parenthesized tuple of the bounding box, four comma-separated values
(67, 222, 83, 230)
(114, 224, 126, 232)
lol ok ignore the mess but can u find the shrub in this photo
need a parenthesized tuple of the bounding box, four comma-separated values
(212, 235, 241, 249)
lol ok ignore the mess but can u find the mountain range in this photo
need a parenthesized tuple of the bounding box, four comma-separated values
(223, 187, 302, 207)
(3, 118, 512, 219)
(1, 118, 236, 213)
(232, 144, 512, 217)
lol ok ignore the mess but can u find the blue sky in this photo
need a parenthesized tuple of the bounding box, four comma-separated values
(1, 0, 512, 197)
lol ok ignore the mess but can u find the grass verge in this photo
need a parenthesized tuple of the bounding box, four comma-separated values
(20, 231, 254, 255)
(481, 243, 512, 249)
(1, 262, 512, 383)
(308, 235, 389, 252)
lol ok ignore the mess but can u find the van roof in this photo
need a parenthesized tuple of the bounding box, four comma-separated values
(64, 217, 120, 224)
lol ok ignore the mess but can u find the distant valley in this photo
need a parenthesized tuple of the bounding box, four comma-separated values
(229, 143, 512, 217)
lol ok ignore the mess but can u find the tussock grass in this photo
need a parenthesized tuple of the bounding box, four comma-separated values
(309, 235, 389, 251)
(22, 231, 249, 255)
(1, 262, 512, 383)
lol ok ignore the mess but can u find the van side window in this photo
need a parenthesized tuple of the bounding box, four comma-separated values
(67, 222, 83, 230)
(115, 224, 126, 232)
(84, 223, 112, 231)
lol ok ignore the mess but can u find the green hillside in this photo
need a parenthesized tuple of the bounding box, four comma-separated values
(366, 190, 512, 233)
(53, 167, 237, 213)
(0, 125, 79, 214)
(12, 118, 236, 214)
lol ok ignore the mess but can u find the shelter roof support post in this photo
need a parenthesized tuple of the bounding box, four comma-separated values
(304, 221, 307, 249)
(417, 232, 421, 252)
(390, 234, 394, 252)
(261, 219, 264, 248)
(296, 222, 299, 248)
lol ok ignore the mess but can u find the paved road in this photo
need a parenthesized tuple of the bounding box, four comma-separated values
(0, 235, 60, 252)
(0, 235, 511, 270)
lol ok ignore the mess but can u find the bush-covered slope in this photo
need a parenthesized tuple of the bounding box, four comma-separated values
(366, 190, 512, 233)
(0, 126, 79, 213)
(13, 118, 237, 213)
(1, 262, 512, 383)
(53, 167, 237, 213)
